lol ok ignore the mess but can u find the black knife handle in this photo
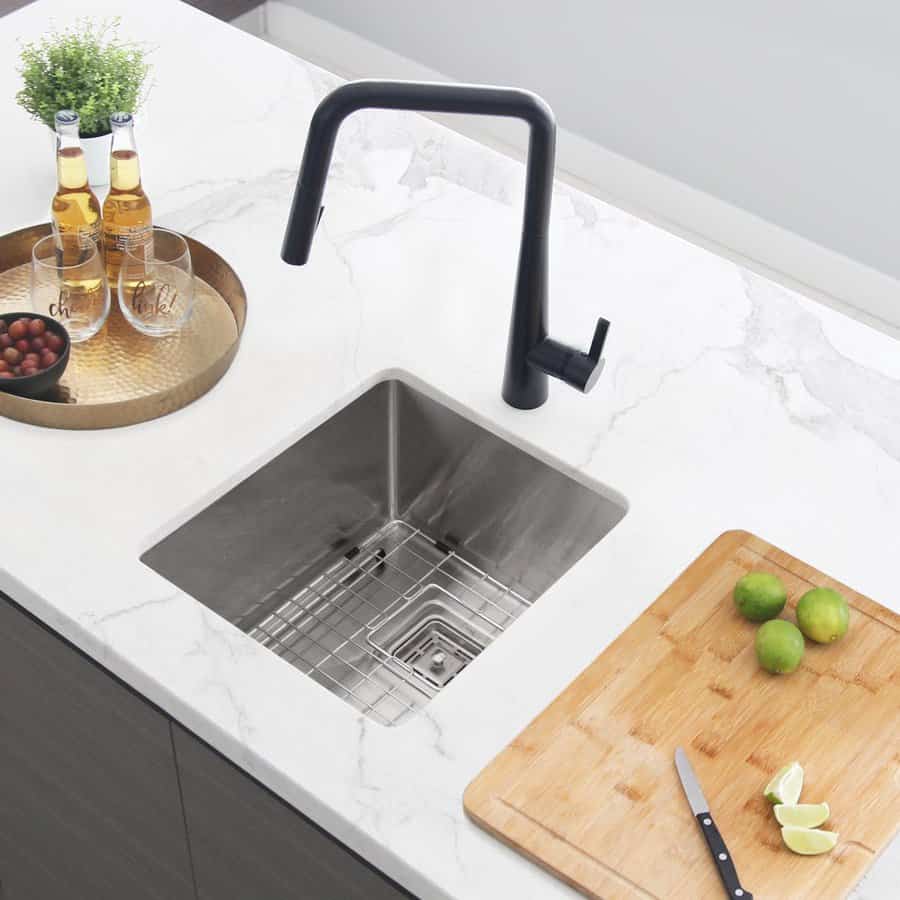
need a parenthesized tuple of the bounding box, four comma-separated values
(696, 813, 752, 899)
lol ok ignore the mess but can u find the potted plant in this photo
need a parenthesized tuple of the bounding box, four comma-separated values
(16, 18, 151, 187)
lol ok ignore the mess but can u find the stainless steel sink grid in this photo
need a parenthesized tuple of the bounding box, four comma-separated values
(244, 520, 527, 725)
(142, 379, 627, 726)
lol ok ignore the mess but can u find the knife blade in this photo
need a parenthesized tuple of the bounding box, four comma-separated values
(675, 748, 753, 900)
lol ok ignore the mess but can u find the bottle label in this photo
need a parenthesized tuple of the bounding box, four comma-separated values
(78, 222, 102, 248)
(53, 220, 101, 250)
(107, 225, 152, 252)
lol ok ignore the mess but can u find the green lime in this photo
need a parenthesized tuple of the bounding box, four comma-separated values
(734, 572, 787, 622)
(781, 826, 839, 855)
(764, 761, 804, 805)
(755, 619, 804, 674)
(796, 588, 850, 643)
(774, 802, 830, 828)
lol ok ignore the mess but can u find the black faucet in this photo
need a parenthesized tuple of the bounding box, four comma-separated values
(281, 80, 610, 410)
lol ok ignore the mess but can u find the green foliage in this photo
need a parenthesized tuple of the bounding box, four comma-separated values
(16, 18, 151, 137)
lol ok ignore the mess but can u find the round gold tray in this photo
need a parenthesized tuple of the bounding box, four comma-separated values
(0, 223, 246, 429)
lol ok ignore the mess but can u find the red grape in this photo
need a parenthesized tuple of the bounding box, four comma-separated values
(7, 320, 28, 341)
(3, 347, 21, 365)
(28, 319, 47, 337)
(45, 332, 64, 353)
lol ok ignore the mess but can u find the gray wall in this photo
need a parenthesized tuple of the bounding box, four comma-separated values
(286, 0, 900, 280)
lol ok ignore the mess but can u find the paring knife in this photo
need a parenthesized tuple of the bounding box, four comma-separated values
(675, 747, 753, 900)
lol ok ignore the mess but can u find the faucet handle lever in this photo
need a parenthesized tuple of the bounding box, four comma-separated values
(527, 317, 610, 394)
(588, 316, 610, 363)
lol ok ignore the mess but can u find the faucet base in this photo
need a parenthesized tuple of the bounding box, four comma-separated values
(502, 369, 548, 410)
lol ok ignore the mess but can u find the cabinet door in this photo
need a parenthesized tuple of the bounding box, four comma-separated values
(0, 594, 196, 900)
(172, 724, 413, 900)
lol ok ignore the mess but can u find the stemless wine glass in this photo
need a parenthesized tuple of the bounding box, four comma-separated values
(118, 227, 194, 337)
(30, 234, 110, 342)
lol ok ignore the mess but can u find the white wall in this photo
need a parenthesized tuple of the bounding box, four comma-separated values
(283, 0, 900, 284)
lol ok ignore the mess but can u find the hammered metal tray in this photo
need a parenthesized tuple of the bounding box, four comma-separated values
(0, 223, 246, 429)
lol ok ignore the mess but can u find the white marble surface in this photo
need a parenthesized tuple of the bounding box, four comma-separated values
(1, 2, 897, 897)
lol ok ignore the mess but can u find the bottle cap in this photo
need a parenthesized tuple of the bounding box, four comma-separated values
(55, 110, 79, 127)
(110, 112, 134, 128)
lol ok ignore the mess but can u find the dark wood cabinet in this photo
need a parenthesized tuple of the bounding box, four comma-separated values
(0, 593, 414, 900)
(0, 594, 195, 900)
(172, 723, 412, 900)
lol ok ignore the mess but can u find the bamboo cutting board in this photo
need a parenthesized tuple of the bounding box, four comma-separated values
(464, 531, 900, 899)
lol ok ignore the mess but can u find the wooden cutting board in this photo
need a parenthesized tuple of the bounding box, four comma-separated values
(464, 531, 900, 899)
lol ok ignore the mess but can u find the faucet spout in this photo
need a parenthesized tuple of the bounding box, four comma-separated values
(281, 79, 609, 410)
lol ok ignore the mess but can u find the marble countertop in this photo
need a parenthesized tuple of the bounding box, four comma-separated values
(1, 1, 897, 897)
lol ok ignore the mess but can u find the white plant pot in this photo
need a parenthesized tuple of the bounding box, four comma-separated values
(81, 133, 111, 187)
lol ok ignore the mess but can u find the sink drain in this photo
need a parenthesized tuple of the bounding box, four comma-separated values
(367, 583, 494, 689)
(391, 617, 482, 688)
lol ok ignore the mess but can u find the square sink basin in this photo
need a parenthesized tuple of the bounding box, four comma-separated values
(142, 378, 626, 725)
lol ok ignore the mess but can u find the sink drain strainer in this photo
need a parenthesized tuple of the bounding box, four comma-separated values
(368, 585, 493, 689)
(392, 618, 479, 688)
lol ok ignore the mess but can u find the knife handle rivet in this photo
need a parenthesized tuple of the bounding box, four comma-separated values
(735, 892, 744, 898)
(703, 817, 712, 826)
(718, 852, 727, 860)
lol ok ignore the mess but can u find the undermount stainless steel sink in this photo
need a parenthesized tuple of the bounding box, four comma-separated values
(142, 378, 627, 726)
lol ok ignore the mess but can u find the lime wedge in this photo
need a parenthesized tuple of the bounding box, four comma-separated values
(781, 826, 839, 855)
(764, 761, 803, 805)
(774, 802, 830, 828)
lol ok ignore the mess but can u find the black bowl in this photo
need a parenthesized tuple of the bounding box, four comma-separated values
(0, 313, 71, 399)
